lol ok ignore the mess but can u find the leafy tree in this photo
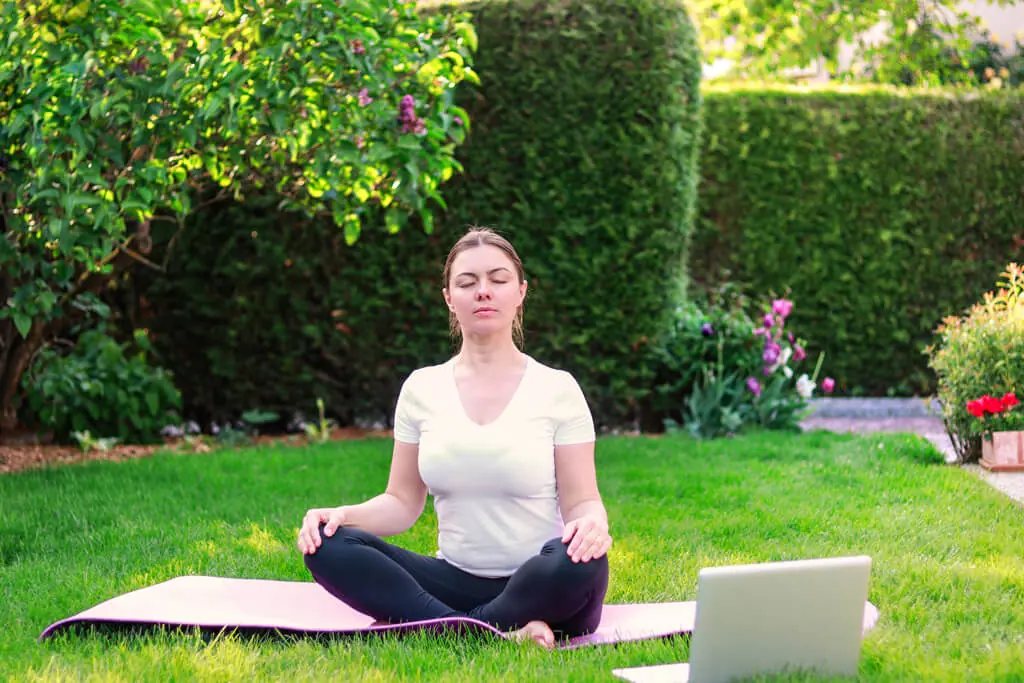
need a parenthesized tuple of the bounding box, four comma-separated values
(689, 0, 1014, 84)
(0, 0, 476, 433)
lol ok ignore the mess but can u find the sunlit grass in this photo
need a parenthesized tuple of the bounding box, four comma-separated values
(2, 428, 1023, 681)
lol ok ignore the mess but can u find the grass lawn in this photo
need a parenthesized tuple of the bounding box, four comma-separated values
(2, 428, 1024, 681)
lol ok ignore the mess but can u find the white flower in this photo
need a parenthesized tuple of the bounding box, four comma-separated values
(796, 374, 816, 399)
(769, 346, 793, 374)
(784, 366, 793, 379)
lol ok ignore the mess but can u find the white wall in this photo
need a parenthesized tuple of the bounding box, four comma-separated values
(961, 0, 1024, 53)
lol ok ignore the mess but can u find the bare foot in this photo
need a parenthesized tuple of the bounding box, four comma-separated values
(510, 620, 555, 648)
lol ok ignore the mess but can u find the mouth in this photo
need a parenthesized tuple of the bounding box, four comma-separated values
(473, 307, 498, 314)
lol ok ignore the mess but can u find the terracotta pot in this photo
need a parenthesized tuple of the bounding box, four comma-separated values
(980, 431, 1024, 472)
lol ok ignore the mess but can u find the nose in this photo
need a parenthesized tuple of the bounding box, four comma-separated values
(475, 281, 492, 298)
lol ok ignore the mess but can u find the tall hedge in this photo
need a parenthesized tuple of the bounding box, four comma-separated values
(691, 83, 1024, 397)
(136, 0, 703, 430)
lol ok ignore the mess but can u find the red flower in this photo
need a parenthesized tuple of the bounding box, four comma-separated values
(968, 392, 1020, 419)
(981, 395, 1005, 414)
(967, 399, 986, 418)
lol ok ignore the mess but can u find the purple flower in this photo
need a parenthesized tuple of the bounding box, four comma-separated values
(822, 377, 835, 393)
(351, 39, 366, 56)
(746, 377, 762, 398)
(762, 313, 774, 329)
(398, 95, 426, 134)
(762, 341, 781, 366)
(701, 322, 714, 337)
(358, 88, 373, 107)
(792, 344, 806, 362)
(788, 332, 795, 344)
(772, 298, 793, 318)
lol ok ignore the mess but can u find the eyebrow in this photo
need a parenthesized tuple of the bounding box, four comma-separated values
(455, 267, 513, 278)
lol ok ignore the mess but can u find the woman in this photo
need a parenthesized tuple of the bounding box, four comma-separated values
(297, 227, 612, 648)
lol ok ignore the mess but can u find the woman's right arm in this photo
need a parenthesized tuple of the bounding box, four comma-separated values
(298, 440, 427, 554)
(338, 439, 427, 537)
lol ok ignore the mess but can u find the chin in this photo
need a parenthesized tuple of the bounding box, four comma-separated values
(463, 320, 512, 338)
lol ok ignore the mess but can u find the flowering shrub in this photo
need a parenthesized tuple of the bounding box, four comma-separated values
(741, 297, 835, 433)
(641, 284, 761, 433)
(644, 285, 833, 439)
(926, 263, 1024, 463)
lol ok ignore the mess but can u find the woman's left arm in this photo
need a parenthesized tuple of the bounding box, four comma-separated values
(555, 441, 612, 563)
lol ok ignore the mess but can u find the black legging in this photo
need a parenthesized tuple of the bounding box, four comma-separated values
(304, 525, 609, 637)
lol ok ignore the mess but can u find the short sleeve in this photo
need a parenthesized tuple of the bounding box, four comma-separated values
(392, 373, 421, 444)
(554, 372, 596, 446)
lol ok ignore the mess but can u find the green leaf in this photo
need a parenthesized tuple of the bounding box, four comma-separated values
(455, 21, 478, 52)
(385, 208, 406, 234)
(145, 391, 159, 415)
(13, 313, 32, 338)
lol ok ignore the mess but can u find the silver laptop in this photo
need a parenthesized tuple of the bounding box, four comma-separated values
(612, 555, 873, 683)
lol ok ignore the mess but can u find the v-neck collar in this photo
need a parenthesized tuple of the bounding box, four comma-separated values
(450, 355, 532, 427)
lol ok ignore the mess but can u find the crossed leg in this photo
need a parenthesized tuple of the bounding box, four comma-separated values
(303, 525, 609, 640)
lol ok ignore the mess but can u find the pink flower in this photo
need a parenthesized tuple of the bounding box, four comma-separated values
(772, 299, 793, 318)
(358, 88, 373, 107)
(746, 377, 762, 397)
(792, 344, 806, 362)
(822, 377, 835, 393)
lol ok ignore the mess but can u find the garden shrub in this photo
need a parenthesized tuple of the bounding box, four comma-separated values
(926, 263, 1024, 463)
(23, 328, 181, 445)
(135, 0, 704, 431)
(1, 0, 477, 440)
(692, 83, 1024, 397)
(640, 284, 835, 438)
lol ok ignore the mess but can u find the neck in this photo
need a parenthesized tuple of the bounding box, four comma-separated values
(455, 334, 523, 373)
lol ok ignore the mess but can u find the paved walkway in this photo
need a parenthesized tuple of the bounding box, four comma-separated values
(800, 414, 1024, 505)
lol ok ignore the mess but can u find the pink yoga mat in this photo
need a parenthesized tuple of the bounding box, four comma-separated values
(39, 576, 880, 649)
(38, 576, 694, 649)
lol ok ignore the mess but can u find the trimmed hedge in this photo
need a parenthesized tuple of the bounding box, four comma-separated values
(691, 83, 1024, 397)
(136, 0, 703, 430)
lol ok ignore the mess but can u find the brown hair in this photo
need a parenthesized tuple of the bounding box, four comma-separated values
(443, 226, 526, 346)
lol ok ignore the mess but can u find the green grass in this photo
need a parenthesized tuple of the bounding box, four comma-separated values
(2, 429, 1024, 681)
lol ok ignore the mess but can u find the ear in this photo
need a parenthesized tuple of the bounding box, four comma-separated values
(519, 279, 528, 303)
(442, 287, 453, 310)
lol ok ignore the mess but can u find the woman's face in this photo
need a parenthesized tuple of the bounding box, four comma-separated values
(444, 244, 527, 339)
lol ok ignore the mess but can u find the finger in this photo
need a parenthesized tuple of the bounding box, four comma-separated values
(561, 520, 578, 544)
(303, 519, 322, 548)
(581, 537, 605, 562)
(570, 525, 598, 557)
(568, 522, 596, 552)
(589, 536, 613, 562)
(301, 525, 319, 552)
(577, 533, 607, 563)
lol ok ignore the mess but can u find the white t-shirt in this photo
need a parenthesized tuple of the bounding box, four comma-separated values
(392, 354, 595, 578)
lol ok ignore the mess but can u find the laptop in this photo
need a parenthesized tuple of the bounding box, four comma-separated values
(612, 555, 873, 683)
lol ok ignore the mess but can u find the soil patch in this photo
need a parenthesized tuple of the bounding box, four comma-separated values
(0, 428, 393, 476)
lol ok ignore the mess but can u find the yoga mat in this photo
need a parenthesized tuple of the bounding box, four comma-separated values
(38, 576, 694, 649)
(38, 576, 880, 649)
